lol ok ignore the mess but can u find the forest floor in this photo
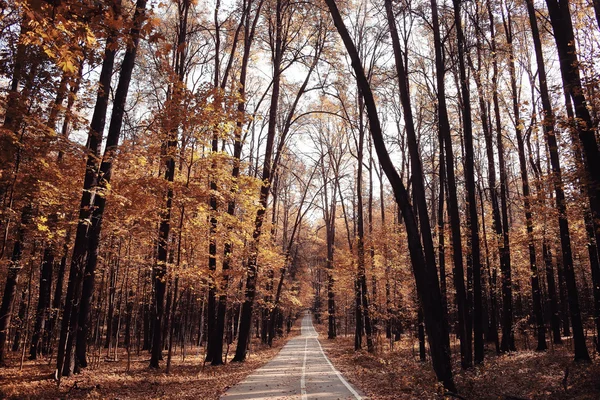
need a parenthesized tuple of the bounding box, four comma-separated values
(0, 325, 300, 399)
(315, 323, 600, 399)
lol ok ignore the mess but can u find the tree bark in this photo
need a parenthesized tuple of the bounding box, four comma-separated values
(215, 0, 260, 366)
(530, 0, 589, 361)
(451, 0, 482, 364)
(232, 0, 283, 363)
(0, 205, 31, 365)
(76, 0, 147, 372)
(468, 15, 502, 352)
(29, 245, 54, 359)
(355, 91, 374, 353)
(56, 0, 122, 378)
(206, 0, 220, 364)
(427, 0, 471, 367)
(502, 6, 546, 351)
(326, 0, 455, 390)
(486, 0, 515, 353)
(45, 234, 68, 354)
(545, 1, 600, 268)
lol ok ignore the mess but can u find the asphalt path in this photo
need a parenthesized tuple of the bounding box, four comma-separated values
(221, 312, 363, 399)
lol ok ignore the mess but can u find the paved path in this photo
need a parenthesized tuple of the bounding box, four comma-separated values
(222, 312, 363, 399)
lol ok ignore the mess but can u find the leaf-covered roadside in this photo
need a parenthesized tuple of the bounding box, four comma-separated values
(0, 324, 300, 400)
(315, 323, 600, 399)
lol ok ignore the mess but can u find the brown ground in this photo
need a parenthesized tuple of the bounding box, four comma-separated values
(0, 326, 300, 400)
(315, 324, 600, 399)
(4, 322, 599, 399)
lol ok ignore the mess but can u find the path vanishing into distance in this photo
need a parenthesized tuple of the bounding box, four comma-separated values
(222, 312, 363, 400)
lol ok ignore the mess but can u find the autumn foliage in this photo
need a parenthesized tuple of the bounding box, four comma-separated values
(1, 0, 600, 397)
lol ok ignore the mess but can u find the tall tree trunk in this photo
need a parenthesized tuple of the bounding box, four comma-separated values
(0, 7, 43, 365)
(29, 245, 54, 359)
(380, 167, 393, 340)
(569, 134, 600, 353)
(487, 0, 515, 353)
(502, 6, 547, 351)
(436, 124, 448, 321)
(502, 6, 546, 351)
(451, 0, 482, 364)
(557, 8, 600, 356)
(205, 0, 221, 364)
(427, 0, 471, 368)
(468, 16, 501, 352)
(418, 304, 426, 361)
(543, 241, 562, 343)
(105, 248, 120, 352)
(150, 0, 188, 368)
(215, 0, 264, 364)
(355, 92, 374, 353)
(0, 205, 31, 365)
(165, 277, 179, 374)
(546, 0, 600, 268)
(150, 93, 176, 366)
(325, 164, 338, 340)
(46, 233, 69, 353)
(75, 0, 147, 373)
(529, 0, 589, 361)
(326, 0, 455, 390)
(368, 140, 377, 333)
(523, 19, 562, 347)
(12, 284, 27, 352)
(33, 66, 80, 360)
(56, 0, 122, 378)
(232, 0, 283, 363)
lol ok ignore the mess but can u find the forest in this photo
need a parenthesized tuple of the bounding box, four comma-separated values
(1, 0, 600, 398)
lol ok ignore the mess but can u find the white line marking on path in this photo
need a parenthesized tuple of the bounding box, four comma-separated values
(308, 318, 362, 400)
(301, 337, 308, 400)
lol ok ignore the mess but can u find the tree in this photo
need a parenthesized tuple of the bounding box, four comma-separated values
(325, 0, 455, 390)
(58, 0, 148, 377)
(427, 0, 471, 367)
(501, 2, 546, 351)
(150, 0, 189, 369)
(451, 0, 483, 364)
(486, 0, 515, 353)
(232, 0, 285, 362)
(211, 0, 266, 366)
(524, 0, 562, 346)
(532, 0, 590, 361)
(0, 205, 31, 365)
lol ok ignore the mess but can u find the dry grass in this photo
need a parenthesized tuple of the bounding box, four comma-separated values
(315, 324, 600, 399)
(0, 326, 300, 400)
